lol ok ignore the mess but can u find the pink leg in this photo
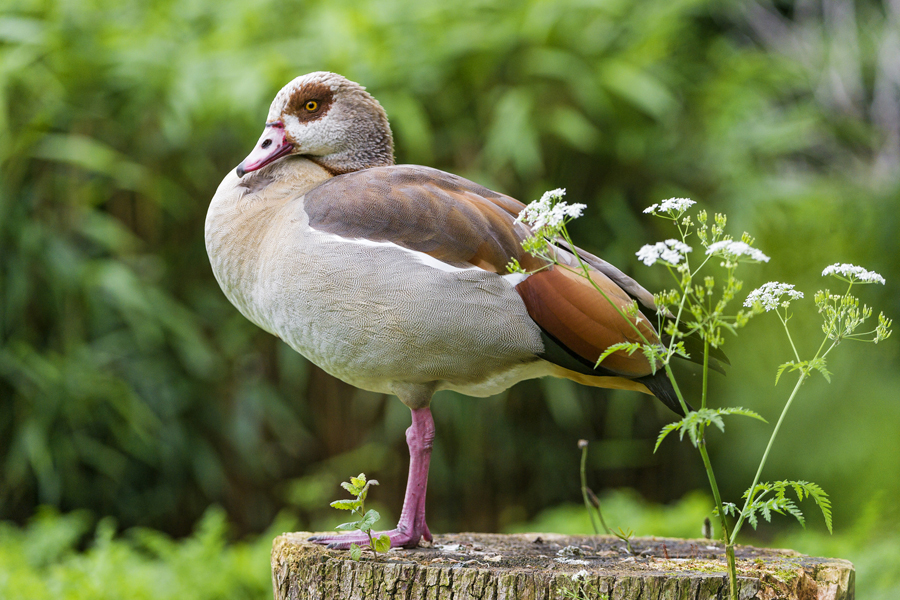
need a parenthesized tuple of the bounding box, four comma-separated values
(309, 406, 435, 549)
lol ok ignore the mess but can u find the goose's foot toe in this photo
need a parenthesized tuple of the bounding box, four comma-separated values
(307, 525, 429, 550)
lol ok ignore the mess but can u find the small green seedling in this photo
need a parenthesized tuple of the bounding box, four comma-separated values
(613, 527, 636, 555)
(330, 473, 391, 560)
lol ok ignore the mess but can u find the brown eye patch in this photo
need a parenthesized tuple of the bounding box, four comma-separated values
(286, 82, 334, 123)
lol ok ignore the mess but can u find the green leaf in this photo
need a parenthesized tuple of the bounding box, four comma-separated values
(747, 507, 759, 530)
(775, 361, 795, 386)
(350, 474, 367, 489)
(373, 535, 391, 553)
(654, 421, 681, 452)
(335, 521, 361, 531)
(718, 407, 768, 423)
(740, 480, 831, 534)
(358, 509, 380, 532)
(349, 544, 362, 561)
(595, 342, 641, 369)
(760, 501, 773, 523)
(330, 499, 361, 511)
(341, 481, 361, 496)
(357, 478, 379, 502)
(654, 407, 766, 452)
(781, 498, 805, 527)
(791, 480, 833, 533)
(809, 358, 832, 383)
(719, 502, 738, 517)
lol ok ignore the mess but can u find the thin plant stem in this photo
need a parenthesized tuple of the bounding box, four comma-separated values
(778, 311, 802, 362)
(730, 372, 807, 544)
(579, 442, 605, 535)
(661, 364, 693, 434)
(697, 425, 739, 599)
(667, 351, 736, 598)
(701, 339, 710, 410)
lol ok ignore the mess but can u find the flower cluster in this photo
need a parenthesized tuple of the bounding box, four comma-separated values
(705, 240, 770, 263)
(744, 282, 804, 312)
(821, 263, 885, 285)
(636, 239, 693, 266)
(643, 197, 696, 216)
(515, 188, 586, 230)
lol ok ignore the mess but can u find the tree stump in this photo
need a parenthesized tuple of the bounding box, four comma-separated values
(271, 532, 853, 600)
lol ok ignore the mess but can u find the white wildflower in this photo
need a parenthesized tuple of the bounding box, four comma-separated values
(705, 240, 770, 263)
(744, 282, 804, 312)
(636, 239, 693, 266)
(644, 197, 696, 215)
(516, 188, 586, 229)
(571, 569, 591, 582)
(821, 263, 885, 284)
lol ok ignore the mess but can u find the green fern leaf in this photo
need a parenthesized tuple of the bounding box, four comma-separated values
(654, 421, 683, 452)
(719, 407, 768, 423)
(747, 507, 759, 530)
(760, 501, 773, 523)
(719, 502, 738, 517)
(775, 361, 796, 386)
(781, 498, 806, 528)
(595, 342, 641, 369)
(707, 411, 726, 433)
(796, 480, 833, 533)
(809, 358, 832, 383)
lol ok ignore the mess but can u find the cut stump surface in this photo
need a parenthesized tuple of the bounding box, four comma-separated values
(272, 532, 853, 600)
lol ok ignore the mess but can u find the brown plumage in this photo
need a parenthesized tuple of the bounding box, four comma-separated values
(304, 165, 536, 271)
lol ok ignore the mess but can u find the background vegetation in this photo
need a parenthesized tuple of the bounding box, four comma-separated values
(1, 0, 898, 597)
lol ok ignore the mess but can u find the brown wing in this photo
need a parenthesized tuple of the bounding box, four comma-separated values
(303, 164, 660, 379)
(516, 266, 660, 378)
(557, 240, 658, 312)
(303, 165, 540, 272)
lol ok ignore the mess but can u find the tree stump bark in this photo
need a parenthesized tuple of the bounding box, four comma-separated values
(271, 532, 853, 600)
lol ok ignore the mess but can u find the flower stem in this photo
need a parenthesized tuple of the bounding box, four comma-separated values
(779, 311, 802, 363)
(701, 339, 710, 410)
(730, 372, 807, 544)
(696, 432, 738, 599)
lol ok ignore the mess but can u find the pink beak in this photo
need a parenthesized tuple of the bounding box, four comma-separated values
(235, 121, 293, 177)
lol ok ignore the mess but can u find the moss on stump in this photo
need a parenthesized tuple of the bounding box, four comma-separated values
(271, 532, 854, 600)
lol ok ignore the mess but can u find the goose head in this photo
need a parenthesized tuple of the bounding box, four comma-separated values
(236, 72, 394, 177)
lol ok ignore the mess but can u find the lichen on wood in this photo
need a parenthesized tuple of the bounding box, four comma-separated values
(271, 532, 854, 600)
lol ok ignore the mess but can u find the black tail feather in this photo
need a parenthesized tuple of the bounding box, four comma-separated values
(636, 369, 692, 417)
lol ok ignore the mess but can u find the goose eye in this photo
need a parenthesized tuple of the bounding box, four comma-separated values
(305, 100, 319, 112)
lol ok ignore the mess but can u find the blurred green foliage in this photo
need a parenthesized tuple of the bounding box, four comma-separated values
(0, 506, 281, 599)
(0, 0, 898, 595)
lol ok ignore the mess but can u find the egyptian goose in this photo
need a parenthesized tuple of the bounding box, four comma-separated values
(206, 72, 685, 549)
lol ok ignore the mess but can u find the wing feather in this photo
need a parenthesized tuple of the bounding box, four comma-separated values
(303, 165, 539, 272)
(515, 267, 660, 378)
(303, 163, 664, 384)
